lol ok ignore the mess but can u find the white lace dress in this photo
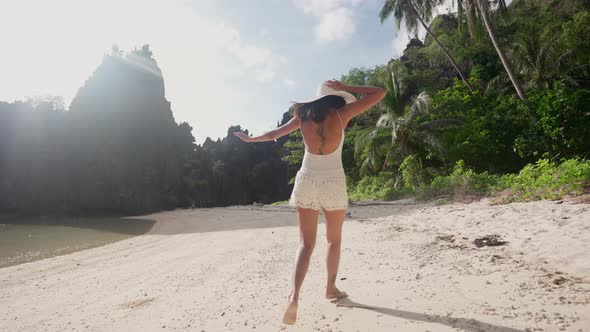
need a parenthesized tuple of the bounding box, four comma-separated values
(288, 112, 348, 211)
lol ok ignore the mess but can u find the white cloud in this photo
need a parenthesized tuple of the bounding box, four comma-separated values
(259, 27, 271, 38)
(314, 7, 355, 42)
(221, 26, 273, 68)
(294, 0, 363, 15)
(293, 0, 362, 43)
(255, 68, 276, 83)
(283, 78, 296, 88)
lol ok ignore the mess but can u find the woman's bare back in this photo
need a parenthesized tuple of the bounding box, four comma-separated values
(300, 111, 344, 155)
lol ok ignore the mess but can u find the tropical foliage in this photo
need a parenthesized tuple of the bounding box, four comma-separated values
(416, 158, 590, 202)
(348, 0, 590, 200)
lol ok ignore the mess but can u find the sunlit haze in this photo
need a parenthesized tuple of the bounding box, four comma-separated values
(0, 0, 454, 143)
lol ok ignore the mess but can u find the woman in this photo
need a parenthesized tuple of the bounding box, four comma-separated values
(234, 79, 385, 324)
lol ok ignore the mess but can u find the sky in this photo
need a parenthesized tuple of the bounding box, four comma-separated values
(0, 0, 456, 143)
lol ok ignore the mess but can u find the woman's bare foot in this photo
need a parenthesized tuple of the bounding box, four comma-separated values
(282, 301, 298, 325)
(326, 287, 348, 300)
(282, 294, 298, 325)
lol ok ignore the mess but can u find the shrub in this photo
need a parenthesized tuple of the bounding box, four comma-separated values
(497, 158, 590, 201)
(349, 159, 589, 203)
(348, 172, 411, 201)
(514, 82, 590, 160)
(417, 160, 498, 201)
(400, 155, 426, 188)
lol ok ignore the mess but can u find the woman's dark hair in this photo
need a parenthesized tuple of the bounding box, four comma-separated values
(291, 95, 346, 123)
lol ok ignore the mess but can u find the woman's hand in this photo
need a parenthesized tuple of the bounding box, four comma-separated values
(325, 79, 347, 91)
(233, 131, 252, 142)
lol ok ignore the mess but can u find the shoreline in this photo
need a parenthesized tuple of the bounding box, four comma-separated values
(0, 217, 156, 269)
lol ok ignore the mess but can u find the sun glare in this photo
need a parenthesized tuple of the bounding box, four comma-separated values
(0, 0, 256, 142)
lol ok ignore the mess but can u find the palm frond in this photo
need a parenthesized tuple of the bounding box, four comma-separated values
(486, 72, 513, 95)
(360, 151, 376, 176)
(379, 0, 396, 24)
(382, 74, 399, 114)
(456, 0, 467, 33)
(379, 0, 426, 35)
(354, 128, 379, 157)
(412, 131, 443, 153)
(495, 0, 507, 11)
(379, 0, 408, 31)
(417, 118, 463, 131)
(405, 92, 432, 123)
(376, 113, 394, 129)
(384, 65, 407, 116)
(511, 22, 580, 89)
(391, 125, 398, 145)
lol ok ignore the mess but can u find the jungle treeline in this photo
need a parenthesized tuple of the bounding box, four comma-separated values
(0, 46, 293, 215)
(1, 0, 589, 215)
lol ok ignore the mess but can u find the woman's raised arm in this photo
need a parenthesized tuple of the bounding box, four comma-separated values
(233, 117, 301, 143)
(325, 80, 386, 125)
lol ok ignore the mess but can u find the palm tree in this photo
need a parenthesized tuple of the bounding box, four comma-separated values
(355, 68, 406, 174)
(455, 0, 528, 101)
(380, 0, 476, 94)
(355, 70, 461, 175)
(511, 23, 582, 89)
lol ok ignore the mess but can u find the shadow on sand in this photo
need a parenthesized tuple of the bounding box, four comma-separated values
(333, 298, 524, 332)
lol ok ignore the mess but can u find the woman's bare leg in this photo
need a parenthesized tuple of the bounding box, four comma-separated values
(323, 208, 347, 300)
(283, 207, 319, 325)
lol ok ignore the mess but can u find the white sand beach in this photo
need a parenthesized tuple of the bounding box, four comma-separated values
(1, 199, 589, 331)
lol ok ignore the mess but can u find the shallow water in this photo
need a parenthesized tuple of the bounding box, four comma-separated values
(0, 217, 155, 268)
